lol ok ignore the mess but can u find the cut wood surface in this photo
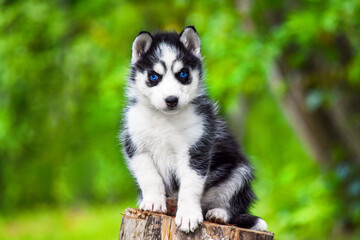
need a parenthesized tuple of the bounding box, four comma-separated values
(119, 208, 274, 240)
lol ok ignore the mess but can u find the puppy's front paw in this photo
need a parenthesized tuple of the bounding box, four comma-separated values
(139, 197, 166, 214)
(205, 208, 229, 224)
(175, 207, 203, 233)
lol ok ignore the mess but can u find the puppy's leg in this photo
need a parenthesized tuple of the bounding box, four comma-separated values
(201, 164, 253, 226)
(202, 188, 230, 224)
(129, 152, 166, 213)
(175, 153, 205, 233)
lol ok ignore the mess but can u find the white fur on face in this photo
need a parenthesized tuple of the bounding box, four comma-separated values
(153, 62, 165, 75)
(172, 60, 183, 73)
(157, 43, 177, 69)
(133, 43, 200, 114)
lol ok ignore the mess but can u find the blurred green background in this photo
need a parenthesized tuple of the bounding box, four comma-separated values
(1, 0, 360, 239)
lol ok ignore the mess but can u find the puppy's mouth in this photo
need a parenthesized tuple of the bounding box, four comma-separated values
(167, 105, 178, 110)
(161, 106, 181, 115)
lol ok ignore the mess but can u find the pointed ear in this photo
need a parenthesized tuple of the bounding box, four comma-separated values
(179, 26, 201, 57)
(132, 31, 153, 64)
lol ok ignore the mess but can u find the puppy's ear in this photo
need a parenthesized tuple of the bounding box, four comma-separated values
(132, 31, 153, 64)
(179, 26, 201, 58)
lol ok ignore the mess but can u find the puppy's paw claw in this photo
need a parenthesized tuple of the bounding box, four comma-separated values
(175, 209, 203, 233)
(139, 200, 167, 214)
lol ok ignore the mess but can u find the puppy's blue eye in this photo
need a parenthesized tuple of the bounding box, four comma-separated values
(176, 69, 190, 85)
(180, 72, 187, 78)
(149, 74, 158, 81)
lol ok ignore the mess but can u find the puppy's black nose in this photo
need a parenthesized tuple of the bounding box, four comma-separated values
(165, 96, 178, 107)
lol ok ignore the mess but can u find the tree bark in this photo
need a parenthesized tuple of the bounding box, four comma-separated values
(119, 208, 274, 240)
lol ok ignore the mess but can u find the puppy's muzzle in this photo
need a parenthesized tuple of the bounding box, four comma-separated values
(165, 96, 178, 108)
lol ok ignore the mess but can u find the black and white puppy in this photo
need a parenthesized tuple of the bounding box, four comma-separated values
(121, 26, 267, 233)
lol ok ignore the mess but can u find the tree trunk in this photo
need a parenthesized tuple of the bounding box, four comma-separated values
(119, 208, 274, 240)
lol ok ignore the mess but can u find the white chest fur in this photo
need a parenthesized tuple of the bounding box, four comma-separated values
(126, 103, 204, 181)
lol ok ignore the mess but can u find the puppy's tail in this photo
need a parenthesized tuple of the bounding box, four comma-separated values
(231, 214, 268, 231)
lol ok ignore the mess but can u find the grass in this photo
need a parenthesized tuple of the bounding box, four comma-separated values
(0, 201, 136, 240)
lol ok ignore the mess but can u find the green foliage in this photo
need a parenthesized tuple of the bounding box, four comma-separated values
(1, 0, 359, 239)
(0, 203, 135, 240)
(246, 92, 338, 239)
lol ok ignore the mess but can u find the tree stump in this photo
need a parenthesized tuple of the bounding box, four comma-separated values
(119, 208, 274, 240)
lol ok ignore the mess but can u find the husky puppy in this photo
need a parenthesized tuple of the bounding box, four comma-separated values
(121, 26, 267, 233)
